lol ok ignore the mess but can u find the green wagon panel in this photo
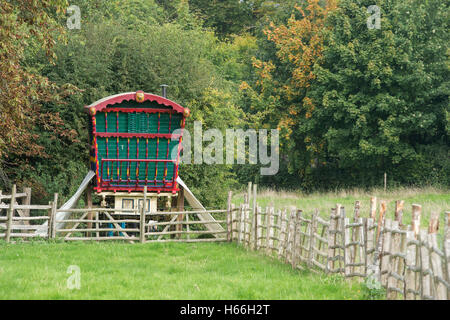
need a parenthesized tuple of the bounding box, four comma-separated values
(95, 112, 182, 134)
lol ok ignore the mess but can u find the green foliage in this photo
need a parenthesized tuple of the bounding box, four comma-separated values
(21, 0, 244, 206)
(245, 0, 449, 190)
(303, 0, 449, 189)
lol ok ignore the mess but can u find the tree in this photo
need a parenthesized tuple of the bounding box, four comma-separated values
(26, 1, 246, 205)
(0, 0, 77, 190)
(304, 0, 449, 187)
(244, 0, 449, 189)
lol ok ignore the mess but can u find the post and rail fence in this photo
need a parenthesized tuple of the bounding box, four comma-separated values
(0, 185, 232, 244)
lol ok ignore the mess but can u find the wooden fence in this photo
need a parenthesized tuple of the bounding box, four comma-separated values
(0, 185, 231, 243)
(228, 185, 450, 300)
(52, 207, 229, 243)
(0, 185, 50, 241)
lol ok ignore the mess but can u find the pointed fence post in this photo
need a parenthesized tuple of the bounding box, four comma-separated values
(428, 211, 446, 300)
(245, 203, 251, 248)
(291, 210, 300, 269)
(395, 200, 404, 226)
(370, 197, 377, 220)
(265, 207, 272, 255)
(237, 204, 243, 245)
(278, 209, 287, 259)
(286, 210, 294, 265)
(411, 204, 422, 239)
(419, 229, 431, 299)
(337, 204, 350, 275)
(231, 204, 236, 242)
(404, 229, 418, 300)
(308, 209, 318, 269)
(327, 207, 338, 273)
(380, 219, 392, 288)
(268, 208, 275, 255)
(387, 220, 400, 299)
(343, 216, 351, 278)
(443, 212, 450, 299)
(247, 181, 252, 210)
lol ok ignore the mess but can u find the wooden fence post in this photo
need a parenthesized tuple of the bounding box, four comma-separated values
(176, 188, 185, 239)
(380, 219, 392, 288)
(291, 210, 300, 269)
(252, 184, 258, 250)
(5, 184, 16, 243)
(269, 208, 276, 255)
(52, 193, 58, 239)
(286, 210, 294, 265)
(419, 229, 431, 299)
(231, 203, 236, 242)
(22, 187, 31, 226)
(278, 209, 287, 259)
(327, 207, 337, 273)
(237, 204, 243, 245)
(443, 211, 450, 299)
(343, 216, 351, 278)
(338, 205, 345, 274)
(47, 201, 53, 239)
(227, 191, 232, 242)
(387, 220, 401, 299)
(247, 181, 252, 211)
(395, 200, 404, 226)
(411, 204, 422, 239)
(255, 206, 261, 250)
(308, 209, 318, 269)
(376, 200, 387, 245)
(428, 211, 446, 300)
(350, 201, 360, 272)
(404, 229, 418, 300)
(265, 206, 272, 255)
(140, 186, 147, 243)
(370, 197, 377, 220)
(245, 203, 251, 248)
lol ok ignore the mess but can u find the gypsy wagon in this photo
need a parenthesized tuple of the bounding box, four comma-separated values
(85, 89, 190, 226)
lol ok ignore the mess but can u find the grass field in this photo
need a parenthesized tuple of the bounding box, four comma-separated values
(0, 241, 367, 300)
(232, 187, 449, 230)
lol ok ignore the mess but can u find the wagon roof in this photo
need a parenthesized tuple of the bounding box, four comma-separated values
(85, 91, 185, 113)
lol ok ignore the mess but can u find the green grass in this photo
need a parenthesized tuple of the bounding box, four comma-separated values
(233, 186, 449, 229)
(0, 241, 365, 300)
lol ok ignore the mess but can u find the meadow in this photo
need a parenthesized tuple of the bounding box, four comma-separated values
(0, 241, 366, 300)
(232, 187, 450, 230)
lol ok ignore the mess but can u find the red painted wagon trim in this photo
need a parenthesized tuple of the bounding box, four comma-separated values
(95, 133, 180, 139)
(85, 92, 185, 114)
(105, 108, 178, 114)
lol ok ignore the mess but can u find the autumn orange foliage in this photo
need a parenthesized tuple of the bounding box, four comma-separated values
(251, 0, 336, 138)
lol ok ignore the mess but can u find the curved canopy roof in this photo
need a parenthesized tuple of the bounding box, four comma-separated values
(85, 91, 185, 113)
